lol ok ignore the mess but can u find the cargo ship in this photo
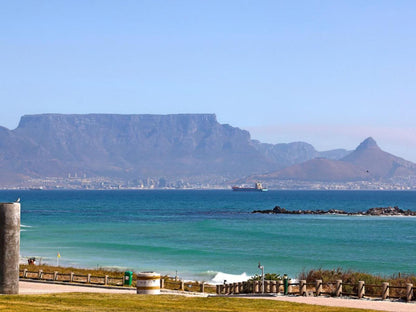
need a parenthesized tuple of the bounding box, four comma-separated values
(232, 182, 268, 192)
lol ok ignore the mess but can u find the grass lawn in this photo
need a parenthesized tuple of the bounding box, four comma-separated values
(0, 293, 379, 312)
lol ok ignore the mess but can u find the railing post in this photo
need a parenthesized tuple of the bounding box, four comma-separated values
(406, 283, 413, 302)
(216, 285, 220, 294)
(300, 280, 306, 296)
(271, 280, 277, 293)
(254, 280, 260, 293)
(278, 280, 283, 293)
(382, 282, 389, 300)
(233, 282, 238, 294)
(38, 270, 43, 280)
(238, 282, 243, 293)
(316, 279, 322, 296)
(23, 269, 28, 278)
(199, 282, 205, 293)
(54, 271, 58, 281)
(104, 275, 108, 285)
(180, 280, 184, 291)
(70, 272, 74, 282)
(287, 279, 292, 294)
(358, 281, 365, 299)
(336, 280, 342, 297)
(160, 278, 165, 289)
(264, 280, 270, 293)
(87, 274, 91, 284)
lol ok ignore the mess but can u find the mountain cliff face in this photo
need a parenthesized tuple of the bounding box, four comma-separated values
(0, 113, 349, 186)
(1, 114, 413, 188)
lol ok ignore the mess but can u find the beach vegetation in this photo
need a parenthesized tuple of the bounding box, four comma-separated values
(249, 272, 281, 281)
(298, 268, 416, 298)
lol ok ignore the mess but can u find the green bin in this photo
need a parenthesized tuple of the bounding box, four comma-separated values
(283, 274, 289, 295)
(124, 271, 133, 286)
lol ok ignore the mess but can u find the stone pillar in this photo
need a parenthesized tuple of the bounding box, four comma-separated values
(54, 271, 58, 281)
(316, 279, 322, 296)
(0, 202, 20, 294)
(160, 278, 165, 289)
(358, 281, 365, 299)
(199, 282, 205, 293)
(300, 280, 306, 296)
(336, 280, 342, 297)
(87, 273, 91, 283)
(180, 280, 185, 291)
(382, 282, 389, 300)
(406, 283, 413, 302)
(70, 272, 74, 282)
(23, 269, 27, 278)
(238, 282, 243, 293)
(38, 270, 43, 279)
(104, 275, 108, 285)
(216, 285, 221, 294)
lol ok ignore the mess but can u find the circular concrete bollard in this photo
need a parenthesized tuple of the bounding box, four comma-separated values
(0, 202, 20, 294)
(137, 272, 160, 295)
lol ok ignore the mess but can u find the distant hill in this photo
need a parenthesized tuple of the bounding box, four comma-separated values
(247, 137, 416, 183)
(0, 113, 350, 187)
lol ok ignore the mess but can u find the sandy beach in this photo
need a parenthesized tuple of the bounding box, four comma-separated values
(19, 281, 416, 311)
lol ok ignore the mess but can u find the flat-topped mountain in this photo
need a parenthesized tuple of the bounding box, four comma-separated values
(0, 113, 349, 187)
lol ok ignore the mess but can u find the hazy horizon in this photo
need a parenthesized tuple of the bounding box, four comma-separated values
(1, 1, 415, 161)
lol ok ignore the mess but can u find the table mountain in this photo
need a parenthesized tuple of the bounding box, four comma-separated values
(0, 113, 349, 187)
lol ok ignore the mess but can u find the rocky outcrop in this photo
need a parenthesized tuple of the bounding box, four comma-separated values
(252, 205, 416, 216)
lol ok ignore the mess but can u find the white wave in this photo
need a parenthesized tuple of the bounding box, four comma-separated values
(21, 224, 33, 228)
(209, 272, 250, 285)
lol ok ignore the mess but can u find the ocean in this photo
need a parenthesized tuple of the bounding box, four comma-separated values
(2, 190, 416, 283)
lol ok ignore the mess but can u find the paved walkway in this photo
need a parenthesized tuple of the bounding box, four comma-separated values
(19, 281, 416, 311)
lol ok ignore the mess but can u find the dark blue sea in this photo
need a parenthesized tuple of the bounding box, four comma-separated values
(2, 190, 416, 283)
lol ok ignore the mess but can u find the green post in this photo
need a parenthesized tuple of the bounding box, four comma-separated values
(124, 271, 133, 286)
(283, 274, 289, 295)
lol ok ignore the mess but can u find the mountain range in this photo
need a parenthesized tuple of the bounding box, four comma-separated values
(245, 137, 416, 184)
(0, 114, 414, 189)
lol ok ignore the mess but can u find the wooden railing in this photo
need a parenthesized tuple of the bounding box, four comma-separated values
(20, 269, 124, 286)
(217, 279, 416, 302)
(19, 269, 216, 293)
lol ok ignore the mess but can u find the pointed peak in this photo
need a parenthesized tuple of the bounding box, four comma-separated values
(355, 137, 379, 151)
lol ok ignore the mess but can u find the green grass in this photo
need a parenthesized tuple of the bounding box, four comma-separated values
(0, 293, 379, 312)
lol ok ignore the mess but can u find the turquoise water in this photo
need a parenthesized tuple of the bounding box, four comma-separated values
(2, 190, 416, 282)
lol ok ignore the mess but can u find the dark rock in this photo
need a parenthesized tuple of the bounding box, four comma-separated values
(252, 206, 416, 216)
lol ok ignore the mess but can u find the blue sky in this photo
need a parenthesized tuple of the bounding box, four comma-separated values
(1, 1, 416, 160)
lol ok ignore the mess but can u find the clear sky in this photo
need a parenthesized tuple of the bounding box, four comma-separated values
(1, 1, 416, 161)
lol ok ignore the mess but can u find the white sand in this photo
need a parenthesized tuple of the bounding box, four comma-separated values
(19, 281, 416, 311)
